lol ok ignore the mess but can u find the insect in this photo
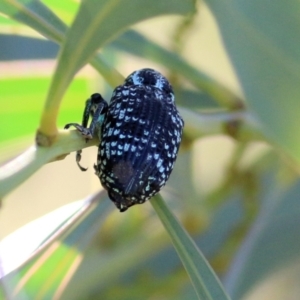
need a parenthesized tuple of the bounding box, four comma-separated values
(65, 68, 184, 212)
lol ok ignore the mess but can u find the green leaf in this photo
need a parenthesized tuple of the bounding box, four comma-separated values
(57, 0, 195, 77)
(41, 0, 79, 25)
(1, 191, 111, 299)
(0, 12, 18, 26)
(39, 0, 195, 136)
(60, 220, 168, 299)
(0, 0, 124, 88)
(110, 30, 241, 109)
(0, 0, 66, 41)
(204, 0, 300, 165)
(151, 195, 231, 300)
(224, 179, 300, 299)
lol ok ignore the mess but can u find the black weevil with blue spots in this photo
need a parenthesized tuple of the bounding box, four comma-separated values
(65, 68, 184, 212)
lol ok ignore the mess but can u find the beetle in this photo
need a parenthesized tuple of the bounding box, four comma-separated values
(65, 68, 184, 212)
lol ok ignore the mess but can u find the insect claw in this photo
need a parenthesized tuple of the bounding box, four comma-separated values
(64, 123, 72, 129)
(76, 150, 88, 172)
(77, 162, 88, 172)
(64, 123, 82, 131)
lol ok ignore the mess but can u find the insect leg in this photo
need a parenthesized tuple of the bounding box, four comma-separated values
(64, 98, 94, 139)
(86, 93, 108, 140)
(64, 93, 108, 171)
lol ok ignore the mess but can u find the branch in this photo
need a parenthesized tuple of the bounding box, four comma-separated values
(0, 109, 263, 200)
(180, 108, 263, 142)
(0, 130, 97, 199)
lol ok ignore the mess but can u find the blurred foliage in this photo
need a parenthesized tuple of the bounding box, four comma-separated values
(0, 0, 300, 300)
(0, 77, 89, 142)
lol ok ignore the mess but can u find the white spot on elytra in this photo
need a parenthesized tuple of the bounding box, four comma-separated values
(131, 72, 142, 85)
(105, 144, 110, 159)
(156, 159, 163, 168)
(119, 109, 125, 119)
(108, 128, 113, 136)
(170, 93, 175, 103)
(154, 78, 164, 90)
(105, 176, 114, 183)
(159, 166, 165, 173)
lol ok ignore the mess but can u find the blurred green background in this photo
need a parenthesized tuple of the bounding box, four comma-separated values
(1, 1, 300, 299)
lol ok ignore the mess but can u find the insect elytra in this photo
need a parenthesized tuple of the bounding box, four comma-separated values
(65, 68, 184, 212)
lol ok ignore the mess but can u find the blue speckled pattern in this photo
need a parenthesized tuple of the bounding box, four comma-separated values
(97, 69, 184, 212)
(65, 68, 184, 212)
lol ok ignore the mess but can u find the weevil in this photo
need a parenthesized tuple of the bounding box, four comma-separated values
(65, 68, 184, 212)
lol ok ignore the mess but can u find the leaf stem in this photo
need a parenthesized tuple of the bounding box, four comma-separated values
(151, 195, 231, 300)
